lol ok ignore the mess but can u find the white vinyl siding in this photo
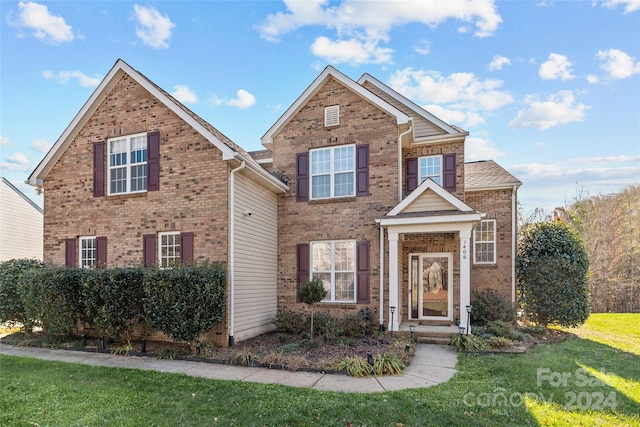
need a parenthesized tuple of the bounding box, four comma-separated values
(474, 219, 497, 264)
(404, 190, 457, 213)
(233, 172, 279, 340)
(0, 179, 43, 261)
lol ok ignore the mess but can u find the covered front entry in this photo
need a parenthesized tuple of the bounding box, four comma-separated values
(378, 179, 483, 332)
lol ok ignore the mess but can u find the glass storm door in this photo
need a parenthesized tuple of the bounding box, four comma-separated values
(409, 253, 453, 321)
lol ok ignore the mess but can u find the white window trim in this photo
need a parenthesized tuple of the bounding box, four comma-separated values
(474, 219, 497, 264)
(107, 131, 148, 196)
(79, 236, 96, 269)
(310, 144, 355, 200)
(311, 239, 357, 303)
(324, 105, 339, 127)
(158, 231, 180, 268)
(418, 154, 442, 186)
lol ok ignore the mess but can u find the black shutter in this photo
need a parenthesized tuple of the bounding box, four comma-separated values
(93, 141, 105, 197)
(96, 237, 107, 268)
(296, 243, 310, 298)
(355, 144, 369, 197)
(356, 241, 370, 304)
(405, 157, 418, 194)
(65, 238, 77, 268)
(296, 152, 309, 202)
(443, 153, 457, 192)
(180, 232, 194, 266)
(147, 131, 160, 191)
(143, 234, 156, 267)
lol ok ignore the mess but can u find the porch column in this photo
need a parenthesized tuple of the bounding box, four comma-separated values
(460, 228, 472, 333)
(388, 231, 399, 331)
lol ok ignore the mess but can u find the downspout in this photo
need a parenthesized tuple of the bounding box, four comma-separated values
(511, 185, 518, 303)
(228, 160, 246, 346)
(397, 123, 413, 203)
(379, 222, 385, 330)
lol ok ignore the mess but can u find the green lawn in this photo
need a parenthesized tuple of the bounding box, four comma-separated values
(1, 313, 638, 426)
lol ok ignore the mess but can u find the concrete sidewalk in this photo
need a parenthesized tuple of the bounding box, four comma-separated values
(0, 342, 457, 393)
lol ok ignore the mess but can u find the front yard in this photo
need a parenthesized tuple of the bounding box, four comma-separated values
(1, 313, 638, 426)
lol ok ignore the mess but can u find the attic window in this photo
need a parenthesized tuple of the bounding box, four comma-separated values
(324, 105, 339, 127)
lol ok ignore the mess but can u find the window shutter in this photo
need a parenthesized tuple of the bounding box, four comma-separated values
(356, 144, 369, 197)
(443, 153, 457, 192)
(296, 243, 310, 298)
(65, 238, 77, 268)
(96, 237, 107, 268)
(143, 234, 156, 267)
(296, 152, 309, 202)
(147, 131, 160, 191)
(93, 141, 105, 197)
(356, 241, 370, 304)
(180, 232, 194, 266)
(405, 157, 418, 194)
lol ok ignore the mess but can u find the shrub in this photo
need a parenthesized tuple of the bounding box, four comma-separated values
(340, 313, 370, 337)
(0, 259, 44, 330)
(332, 356, 373, 377)
(83, 268, 145, 340)
(298, 278, 327, 342)
(273, 310, 304, 333)
(19, 267, 86, 335)
(487, 336, 512, 349)
(471, 288, 515, 326)
(309, 312, 342, 341)
(450, 333, 485, 352)
(486, 320, 517, 340)
(372, 353, 406, 375)
(277, 343, 301, 353)
(143, 262, 226, 343)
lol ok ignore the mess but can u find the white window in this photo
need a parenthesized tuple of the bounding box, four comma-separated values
(79, 236, 96, 268)
(159, 231, 180, 268)
(419, 155, 442, 185)
(310, 145, 355, 199)
(474, 220, 496, 264)
(108, 133, 148, 195)
(312, 240, 356, 302)
(324, 105, 339, 127)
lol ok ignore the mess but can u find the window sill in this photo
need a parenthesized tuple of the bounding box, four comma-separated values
(473, 263, 497, 268)
(105, 192, 147, 200)
(309, 196, 356, 205)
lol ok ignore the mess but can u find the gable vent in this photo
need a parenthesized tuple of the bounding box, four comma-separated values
(324, 105, 339, 127)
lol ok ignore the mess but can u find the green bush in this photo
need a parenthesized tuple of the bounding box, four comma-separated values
(471, 288, 515, 326)
(298, 278, 327, 343)
(83, 268, 145, 340)
(487, 336, 512, 349)
(332, 356, 373, 377)
(450, 333, 485, 352)
(372, 353, 406, 376)
(486, 320, 517, 340)
(309, 312, 342, 341)
(339, 313, 371, 337)
(0, 259, 44, 330)
(19, 267, 86, 335)
(143, 262, 226, 343)
(273, 310, 305, 333)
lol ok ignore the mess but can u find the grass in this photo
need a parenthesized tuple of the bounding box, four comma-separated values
(1, 313, 638, 426)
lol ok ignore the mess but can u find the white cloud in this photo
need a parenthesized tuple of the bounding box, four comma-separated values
(569, 155, 640, 164)
(0, 135, 10, 147)
(311, 36, 392, 64)
(597, 49, 640, 79)
(586, 74, 599, 84)
(226, 89, 256, 109)
(601, 0, 640, 13)
(539, 53, 576, 80)
(42, 70, 101, 87)
(509, 91, 589, 130)
(7, 152, 29, 165)
(133, 4, 175, 49)
(16, 1, 73, 44)
(389, 67, 513, 111)
(257, 0, 501, 64)
(489, 54, 511, 71)
(171, 85, 198, 104)
(30, 139, 52, 153)
(423, 104, 485, 128)
(465, 136, 505, 161)
(414, 39, 431, 55)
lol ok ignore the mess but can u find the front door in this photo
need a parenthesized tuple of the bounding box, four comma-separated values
(409, 253, 453, 321)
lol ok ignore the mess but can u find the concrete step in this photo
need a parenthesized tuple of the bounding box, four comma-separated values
(417, 336, 451, 345)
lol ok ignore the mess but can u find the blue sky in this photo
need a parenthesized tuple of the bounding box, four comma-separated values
(1, 0, 639, 214)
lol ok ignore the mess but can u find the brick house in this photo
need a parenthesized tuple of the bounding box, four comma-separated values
(28, 60, 520, 344)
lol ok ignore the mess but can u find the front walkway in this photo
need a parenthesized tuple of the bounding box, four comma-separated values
(0, 342, 458, 393)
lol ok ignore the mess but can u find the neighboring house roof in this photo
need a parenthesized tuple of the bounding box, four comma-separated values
(28, 59, 287, 193)
(1, 177, 43, 214)
(248, 150, 273, 164)
(261, 66, 410, 147)
(465, 160, 522, 191)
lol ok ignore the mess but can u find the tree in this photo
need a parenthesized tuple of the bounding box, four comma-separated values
(298, 278, 327, 342)
(517, 220, 590, 327)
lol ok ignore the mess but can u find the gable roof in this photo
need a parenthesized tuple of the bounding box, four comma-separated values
(1, 177, 43, 214)
(261, 66, 410, 147)
(28, 59, 287, 192)
(465, 160, 522, 191)
(387, 178, 475, 216)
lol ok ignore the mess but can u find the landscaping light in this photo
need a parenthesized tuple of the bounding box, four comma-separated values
(459, 326, 466, 335)
(466, 305, 473, 335)
(390, 306, 396, 336)
(409, 324, 415, 340)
